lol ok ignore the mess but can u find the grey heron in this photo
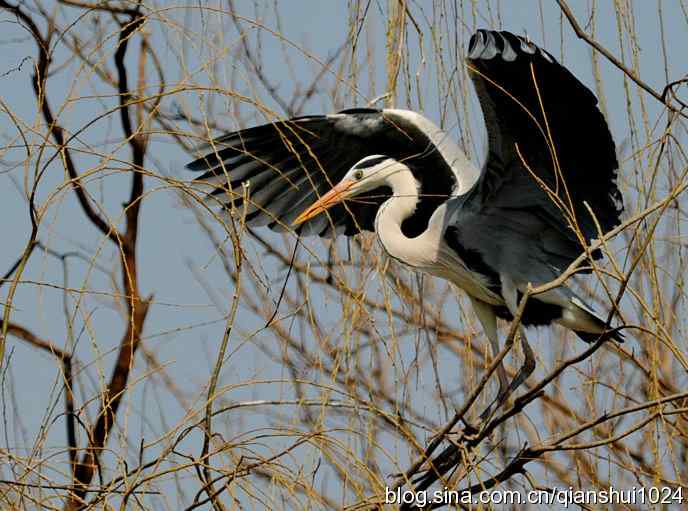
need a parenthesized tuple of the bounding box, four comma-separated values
(188, 29, 624, 405)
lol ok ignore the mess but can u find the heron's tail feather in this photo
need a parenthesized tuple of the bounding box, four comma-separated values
(558, 296, 624, 344)
(575, 328, 624, 344)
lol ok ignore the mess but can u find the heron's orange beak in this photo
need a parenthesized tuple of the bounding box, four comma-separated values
(292, 179, 356, 226)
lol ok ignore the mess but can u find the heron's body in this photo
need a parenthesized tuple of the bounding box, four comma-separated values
(369, 165, 498, 305)
(352, 151, 618, 340)
(188, 29, 625, 389)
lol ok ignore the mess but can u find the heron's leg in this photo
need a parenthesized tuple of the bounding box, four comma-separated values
(471, 298, 513, 423)
(478, 278, 537, 421)
(470, 298, 509, 397)
(499, 277, 536, 401)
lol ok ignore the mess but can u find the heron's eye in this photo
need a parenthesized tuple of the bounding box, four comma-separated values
(353, 170, 364, 180)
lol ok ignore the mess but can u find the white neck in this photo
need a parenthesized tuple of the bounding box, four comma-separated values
(374, 166, 444, 268)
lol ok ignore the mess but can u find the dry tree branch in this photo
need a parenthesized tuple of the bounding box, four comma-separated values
(63, 6, 151, 510)
(2, 3, 687, 510)
(0, 0, 126, 368)
(556, 0, 687, 117)
(392, 290, 532, 490)
(0, 1, 121, 244)
(198, 187, 249, 511)
(4, 322, 77, 469)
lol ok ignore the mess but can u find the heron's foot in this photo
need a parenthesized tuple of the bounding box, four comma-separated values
(479, 387, 508, 422)
(479, 363, 509, 421)
(479, 334, 535, 421)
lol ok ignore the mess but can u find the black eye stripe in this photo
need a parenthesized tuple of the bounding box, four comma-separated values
(354, 156, 387, 169)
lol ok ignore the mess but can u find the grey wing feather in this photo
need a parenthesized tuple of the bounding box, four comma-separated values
(441, 29, 624, 337)
(465, 29, 623, 264)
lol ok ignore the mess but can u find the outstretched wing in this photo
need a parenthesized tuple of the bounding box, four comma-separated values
(187, 108, 471, 237)
(444, 29, 625, 313)
(465, 29, 623, 253)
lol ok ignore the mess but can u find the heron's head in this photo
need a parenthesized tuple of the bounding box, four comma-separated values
(293, 155, 404, 225)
